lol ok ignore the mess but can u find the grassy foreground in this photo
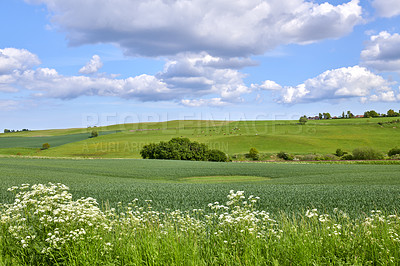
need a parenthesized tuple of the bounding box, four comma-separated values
(1, 183, 399, 265)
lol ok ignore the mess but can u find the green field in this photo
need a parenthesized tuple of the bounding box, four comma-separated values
(1, 157, 400, 217)
(1, 118, 400, 158)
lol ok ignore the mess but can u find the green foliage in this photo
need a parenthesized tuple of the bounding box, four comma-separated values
(299, 115, 308, 125)
(248, 147, 259, 160)
(41, 143, 50, 150)
(388, 147, 400, 157)
(323, 112, 331, 119)
(207, 149, 228, 162)
(352, 147, 384, 160)
(364, 110, 380, 118)
(277, 151, 294, 161)
(341, 154, 353, 160)
(140, 137, 225, 162)
(90, 130, 98, 138)
(335, 148, 347, 157)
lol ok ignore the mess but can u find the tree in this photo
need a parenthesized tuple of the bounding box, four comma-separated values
(3, 129, 10, 133)
(341, 111, 345, 119)
(248, 147, 259, 160)
(323, 113, 331, 119)
(387, 109, 399, 117)
(318, 113, 323, 120)
(364, 110, 379, 118)
(299, 115, 308, 125)
(41, 143, 50, 150)
(346, 111, 354, 118)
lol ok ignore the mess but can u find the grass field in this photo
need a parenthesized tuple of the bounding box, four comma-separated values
(1, 157, 400, 216)
(1, 118, 400, 158)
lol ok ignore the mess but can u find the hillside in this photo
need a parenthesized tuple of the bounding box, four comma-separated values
(0, 118, 399, 158)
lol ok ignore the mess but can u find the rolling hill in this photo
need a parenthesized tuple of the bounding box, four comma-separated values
(1, 118, 399, 158)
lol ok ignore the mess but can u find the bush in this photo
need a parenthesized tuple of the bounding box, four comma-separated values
(277, 151, 294, 161)
(352, 147, 384, 160)
(140, 138, 226, 162)
(388, 147, 400, 157)
(341, 154, 353, 160)
(335, 148, 347, 157)
(90, 130, 98, 138)
(207, 149, 228, 162)
(41, 143, 50, 150)
(248, 147, 259, 160)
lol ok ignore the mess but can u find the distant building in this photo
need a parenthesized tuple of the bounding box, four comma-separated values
(355, 115, 364, 118)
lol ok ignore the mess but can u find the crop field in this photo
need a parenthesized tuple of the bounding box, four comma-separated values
(1, 157, 400, 216)
(1, 157, 400, 264)
(1, 118, 400, 158)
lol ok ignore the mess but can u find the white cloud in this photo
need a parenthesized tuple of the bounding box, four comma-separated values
(372, 0, 400, 18)
(158, 53, 252, 103)
(79, 55, 103, 74)
(251, 80, 282, 91)
(0, 48, 40, 74)
(25, 0, 362, 57)
(361, 31, 400, 73)
(0, 48, 252, 105)
(256, 66, 396, 103)
(181, 98, 228, 107)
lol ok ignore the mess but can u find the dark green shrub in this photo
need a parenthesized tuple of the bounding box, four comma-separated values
(140, 137, 226, 162)
(41, 143, 50, 150)
(341, 154, 353, 160)
(277, 151, 294, 161)
(248, 147, 259, 160)
(352, 147, 384, 160)
(335, 148, 347, 157)
(207, 149, 228, 162)
(388, 147, 400, 157)
(90, 130, 98, 138)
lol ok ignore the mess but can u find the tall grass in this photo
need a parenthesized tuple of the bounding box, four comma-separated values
(1, 183, 399, 265)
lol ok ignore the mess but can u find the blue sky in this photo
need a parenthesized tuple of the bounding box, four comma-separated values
(1, 0, 400, 131)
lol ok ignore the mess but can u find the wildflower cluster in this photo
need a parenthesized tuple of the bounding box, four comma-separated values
(0, 183, 111, 259)
(1, 183, 400, 265)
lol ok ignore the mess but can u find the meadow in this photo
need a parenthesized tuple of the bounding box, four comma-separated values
(1, 117, 400, 158)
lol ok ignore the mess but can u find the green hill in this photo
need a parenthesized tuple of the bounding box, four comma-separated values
(1, 118, 399, 158)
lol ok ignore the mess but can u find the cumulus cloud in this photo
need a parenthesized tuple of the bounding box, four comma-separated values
(372, 0, 400, 18)
(79, 55, 103, 74)
(251, 80, 282, 91)
(25, 0, 362, 57)
(0, 48, 40, 74)
(0, 48, 252, 105)
(158, 53, 252, 102)
(255, 66, 396, 103)
(361, 31, 400, 73)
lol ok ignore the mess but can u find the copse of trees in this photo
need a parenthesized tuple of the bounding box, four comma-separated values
(3, 129, 29, 133)
(140, 137, 228, 162)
